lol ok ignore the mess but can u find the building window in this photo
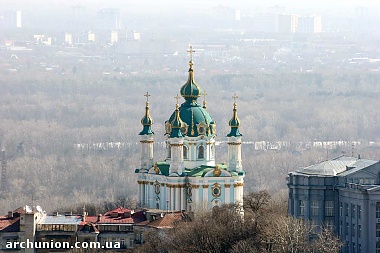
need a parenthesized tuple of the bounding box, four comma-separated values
(346, 222, 349, 236)
(339, 221, 342, 236)
(325, 201, 333, 217)
(198, 145, 204, 159)
(377, 202, 380, 218)
(358, 244, 361, 253)
(300, 200, 305, 216)
(352, 204, 356, 218)
(352, 223, 355, 237)
(345, 203, 349, 216)
(167, 146, 171, 158)
(358, 205, 361, 219)
(339, 202, 343, 217)
(358, 224, 361, 238)
(377, 223, 380, 237)
(377, 242, 380, 253)
(311, 201, 319, 216)
(183, 146, 188, 160)
(352, 242, 356, 253)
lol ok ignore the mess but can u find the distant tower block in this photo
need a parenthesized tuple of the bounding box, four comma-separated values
(1, 150, 7, 192)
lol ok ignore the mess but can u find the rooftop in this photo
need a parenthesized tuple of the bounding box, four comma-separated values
(295, 156, 378, 176)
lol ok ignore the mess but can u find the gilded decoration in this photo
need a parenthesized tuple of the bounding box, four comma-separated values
(211, 123, 216, 134)
(165, 121, 171, 134)
(181, 123, 188, 135)
(140, 140, 154, 143)
(202, 185, 209, 188)
(191, 110, 195, 135)
(213, 165, 221, 177)
(186, 182, 193, 196)
(225, 184, 231, 188)
(227, 142, 242, 145)
(234, 182, 244, 187)
(154, 180, 160, 195)
(197, 121, 207, 135)
(211, 183, 222, 198)
(154, 164, 159, 174)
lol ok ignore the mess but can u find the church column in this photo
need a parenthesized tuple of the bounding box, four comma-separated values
(180, 185, 184, 211)
(170, 186, 175, 211)
(203, 185, 208, 209)
(224, 184, 230, 204)
(175, 186, 180, 211)
(138, 182, 143, 207)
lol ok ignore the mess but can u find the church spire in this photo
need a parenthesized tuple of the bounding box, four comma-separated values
(170, 95, 184, 138)
(180, 46, 203, 101)
(227, 93, 242, 137)
(139, 92, 154, 135)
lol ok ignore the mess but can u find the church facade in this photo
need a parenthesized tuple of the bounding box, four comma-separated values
(135, 54, 245, 212)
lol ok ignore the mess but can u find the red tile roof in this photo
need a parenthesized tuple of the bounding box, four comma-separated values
(97, 210, 146, 224)
(0, 216, 20, 232)
(147, 212, 190, 229)
(104, 207, 131, 216)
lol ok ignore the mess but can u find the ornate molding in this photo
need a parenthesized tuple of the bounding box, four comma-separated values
(234, 182, 244, 187)
(171, 143, 184, 147)
(227, 142, 242, 145)
(202, 185, 209, 188)
(140, 140, 154, 143)
(225, 184, 231, 188)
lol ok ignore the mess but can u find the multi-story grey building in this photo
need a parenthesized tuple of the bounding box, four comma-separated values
(288, 156, 380, 253)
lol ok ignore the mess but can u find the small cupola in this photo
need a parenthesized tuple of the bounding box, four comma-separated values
(139, 92, 154, 135)
(180, 47, 203, 102)
(170, 97, 184, 138)
(227, 94, 242, 137)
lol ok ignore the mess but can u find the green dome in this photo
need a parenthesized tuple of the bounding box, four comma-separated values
(180, 61, 202, 100)
(139, 102, 154, 135)
(168, 100, 215, 137)
(169, 104, 184, 138)
(227, 102, 242, 137)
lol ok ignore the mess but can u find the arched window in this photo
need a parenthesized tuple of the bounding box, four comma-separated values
(167, 145, 171, 158)
(156, 203, 160, 209)
(198, 145, 204, 159)
(183, 146, 188, 160)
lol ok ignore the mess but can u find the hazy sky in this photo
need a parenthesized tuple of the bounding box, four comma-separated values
(2, 0, 379, 9)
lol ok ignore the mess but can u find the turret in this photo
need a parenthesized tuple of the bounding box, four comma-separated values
(227, 94, 242, 172)
(168, 96, 185, 176)
(139, 92, 154, 171)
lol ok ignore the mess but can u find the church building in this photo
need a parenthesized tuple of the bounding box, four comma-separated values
(135, 49, 245, 212)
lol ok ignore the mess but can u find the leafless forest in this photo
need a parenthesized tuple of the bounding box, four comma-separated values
(0, 62, 379, 213)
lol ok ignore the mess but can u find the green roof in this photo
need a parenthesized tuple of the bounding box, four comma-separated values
(168, 100, 215, 137)
(180, 61, 202, 100)
(156, 162, 170, 176)
(185, 164, 228, 177)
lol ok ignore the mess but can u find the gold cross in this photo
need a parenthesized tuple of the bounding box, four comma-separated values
(174, 94, 180, 104)
(232, 93, 238, 103)
(144, 92, 150, 102)
(187, 45, 195, 61)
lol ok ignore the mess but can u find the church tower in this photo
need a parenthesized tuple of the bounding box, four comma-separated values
(168, 98, 185, 176)
(136, 47, 245, 212)
(227, 94, 243, 173)
(139, 92, 154, 172)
